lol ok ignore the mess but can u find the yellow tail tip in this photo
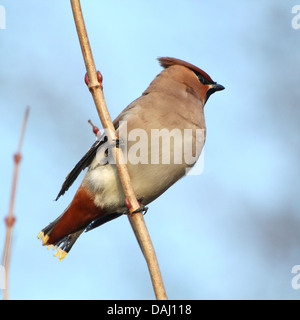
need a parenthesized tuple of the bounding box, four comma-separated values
(42, 235, 50, 245)
(38, 231, 67, 261)
(37, 231, 50, 245)
(54, 248, 68, 261)
(37, 231, 44, 239)
(59, 251, 67, 261)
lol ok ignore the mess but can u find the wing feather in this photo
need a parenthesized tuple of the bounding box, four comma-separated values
(55, 137, 107, 201)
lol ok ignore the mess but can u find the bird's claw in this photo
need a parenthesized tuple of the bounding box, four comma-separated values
(111, 137, 125, 149)
(124, 197, 148, 215)
(132, 205, 148, 215)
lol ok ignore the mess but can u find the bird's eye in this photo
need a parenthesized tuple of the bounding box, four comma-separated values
(197, 74, 206, 84)
(194, 71, 210, 85)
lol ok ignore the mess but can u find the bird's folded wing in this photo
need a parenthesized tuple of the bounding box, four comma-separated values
(55, 137, 106, 201)
(55, 106, 136, 201)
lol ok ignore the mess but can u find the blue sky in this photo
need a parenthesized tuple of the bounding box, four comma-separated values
(1, 0, 300, 299)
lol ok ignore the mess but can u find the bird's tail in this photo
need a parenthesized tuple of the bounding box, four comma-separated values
(37, 218, 85, 261)
(38, 186, 123, 261)
(37, 212, 122, 261)
(37, 186, 103, 260)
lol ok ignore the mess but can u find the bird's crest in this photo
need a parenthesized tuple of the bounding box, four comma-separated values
(158, 56, 214, 84)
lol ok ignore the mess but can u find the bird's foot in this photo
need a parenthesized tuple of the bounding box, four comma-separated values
(111, 137, 125, 149)
(124, 197, 148, 215)
(131, 205, 148, 215)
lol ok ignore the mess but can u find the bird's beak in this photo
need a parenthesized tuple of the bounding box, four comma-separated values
(205, 82, 225, 103)
(213, 83, 225, 92)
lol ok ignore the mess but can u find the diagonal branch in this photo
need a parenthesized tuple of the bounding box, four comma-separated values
(1, 106, 29, 300)
(70, 0, 167, 300)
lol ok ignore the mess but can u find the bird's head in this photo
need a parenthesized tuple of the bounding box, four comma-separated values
(158, 57, 224, 106)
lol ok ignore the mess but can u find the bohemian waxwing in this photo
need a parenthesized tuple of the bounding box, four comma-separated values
(38, 57, 224, 260)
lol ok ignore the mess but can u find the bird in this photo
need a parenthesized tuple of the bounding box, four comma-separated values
(38, 57, 224, 260)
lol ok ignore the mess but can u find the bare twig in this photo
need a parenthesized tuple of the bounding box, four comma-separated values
(70, 0, 167, 299)
(2, 106, 29, 300)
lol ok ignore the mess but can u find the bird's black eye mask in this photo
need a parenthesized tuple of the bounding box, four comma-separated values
(205, 87, 216, 102)
(191, 69, 216, 86)
(189, 69, 224, 103)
